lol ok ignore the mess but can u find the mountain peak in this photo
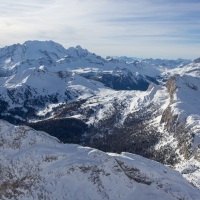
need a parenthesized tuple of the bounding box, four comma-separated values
(66, 45, 89, 57)
(22, 40, 67, 53)
(75, 45, 83, 50)
(75, 45, 89, 54)
(0, 40, 68, 65)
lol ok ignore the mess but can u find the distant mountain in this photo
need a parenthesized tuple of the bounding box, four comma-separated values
(110, 56, 143, 62)
(0, 41, 161, 91)
(141, 58, 191, 68)
(111, 56, 191, 68)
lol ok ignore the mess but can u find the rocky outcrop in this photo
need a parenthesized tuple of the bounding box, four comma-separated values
(161, 106, 179, 133)
(161, 75, 194, 161)
(165, 76, 177, 102)
(161, 76, 179, 132)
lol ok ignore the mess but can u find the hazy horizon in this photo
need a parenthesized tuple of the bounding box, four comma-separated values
(0, 0, 200, 59)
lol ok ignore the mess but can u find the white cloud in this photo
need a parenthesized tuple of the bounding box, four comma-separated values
(0, 0, 200, 58)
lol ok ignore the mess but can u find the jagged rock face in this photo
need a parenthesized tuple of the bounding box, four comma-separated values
(158, 66, 200, 188)
(161, 76, 180, 132)
(161, 71, 200, 141)
(161, 106, 178, 132)
(165, 76, 177, 101)
(0, 120, 199, 200)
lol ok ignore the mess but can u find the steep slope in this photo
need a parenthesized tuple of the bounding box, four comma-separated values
(156, 63, 200, 188)
(0, 68, 107, 123)
(0, 120, 199, 200)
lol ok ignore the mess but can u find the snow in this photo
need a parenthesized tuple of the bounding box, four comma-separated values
(37, 103, 64, 117)
(166, 65, 200, 141)
(0, 120, 199, 200)
(0, 41, 199, 132)
(1, 40, 200, 194)
(176, 157, 200, 189)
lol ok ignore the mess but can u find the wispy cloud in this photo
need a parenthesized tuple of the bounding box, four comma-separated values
(0, 0, 200, 58)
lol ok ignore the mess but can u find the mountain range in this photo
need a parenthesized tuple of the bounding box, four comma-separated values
(0, 40, 200, 199)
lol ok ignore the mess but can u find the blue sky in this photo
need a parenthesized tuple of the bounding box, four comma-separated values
(0, 0, 200, 59)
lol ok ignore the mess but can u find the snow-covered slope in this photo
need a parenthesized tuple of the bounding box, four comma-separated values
(0, 120, 199, 200)
(0, 40, 67, 65)
(152, 63, 200, 188)
(0, 40, 190, 123)
(0, 40, 160, 123)
(0, 67, 107, 122)
(0, 40, 162, 91)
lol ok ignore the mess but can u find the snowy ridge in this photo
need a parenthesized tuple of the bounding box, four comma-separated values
(0, 40, 67, 65)
(141, 58, 191, 68)
(161, 63, 200, 147)
(0, 40, 162, 81)
(0, 40, 162, 122)
(0, 120, 199, 200)
(0, 40, 189, 122)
